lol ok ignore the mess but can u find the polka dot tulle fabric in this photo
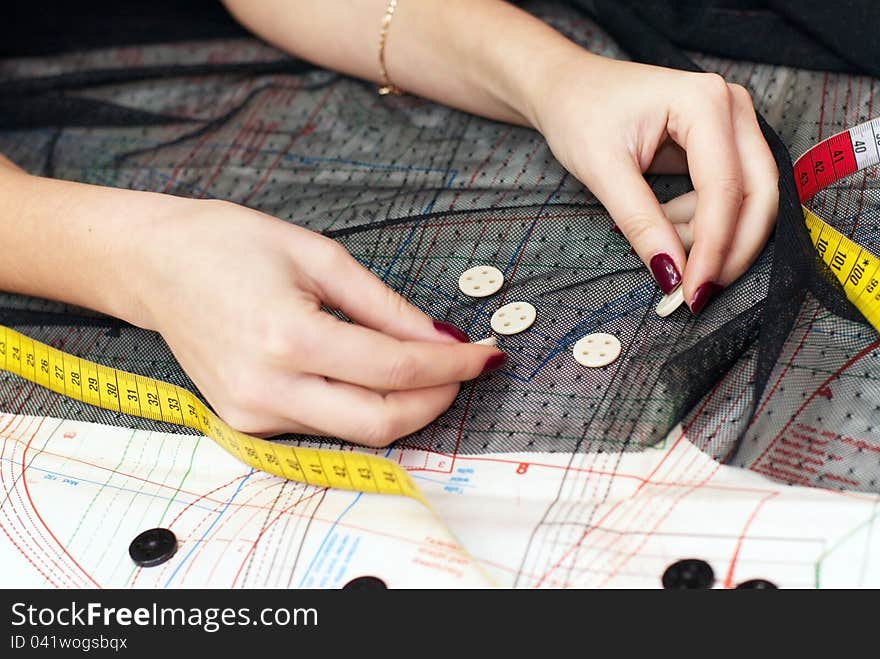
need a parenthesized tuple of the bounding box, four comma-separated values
(2, 2, 880, 495)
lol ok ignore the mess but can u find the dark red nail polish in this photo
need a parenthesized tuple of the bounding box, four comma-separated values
(480, 353, 508, 376)
(649, 253, 682, 295)
(690, 282, 722, 315)
(433, 320, 469, 342)
(611, 224, 622, 234)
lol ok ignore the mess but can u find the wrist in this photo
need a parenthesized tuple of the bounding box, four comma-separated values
(515, 47, 607, 136)
(109, 194, 210, 332)
(468, 6, 593, 130)
(59, 184, 191, 332)
(0, 171, 192, 331)
(380, 0, 591, 128)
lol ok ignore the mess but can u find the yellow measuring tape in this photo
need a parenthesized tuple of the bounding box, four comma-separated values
(0, 325, 425, 505)
(803, 208, 880, 331)
(797, 117, 880, 332)
(1, 118, 879, 501)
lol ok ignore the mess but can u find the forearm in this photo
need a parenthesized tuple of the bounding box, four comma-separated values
(0, 166, 182, 328)
(221, 0, 587, 127)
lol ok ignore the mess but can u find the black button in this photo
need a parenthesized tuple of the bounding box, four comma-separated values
(736, 579, 778, 589)
(661, 559, 714, 589)
(129, 528, 177, 568)
(342, 576, 387, 590)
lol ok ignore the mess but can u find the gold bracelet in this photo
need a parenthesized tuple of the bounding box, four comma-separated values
(377, 0, 403, 96)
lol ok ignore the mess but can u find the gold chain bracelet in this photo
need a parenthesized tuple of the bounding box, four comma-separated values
(378, 0, 403, 95)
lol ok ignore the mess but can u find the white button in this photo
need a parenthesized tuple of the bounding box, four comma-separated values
(458, 265, 504, 297)
(655, 285, 685, 318)
(490, 302, 536, 335)
(573, 333, 622, 368)
(474, 336, 497, 347)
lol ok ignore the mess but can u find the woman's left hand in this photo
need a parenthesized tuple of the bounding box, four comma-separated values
(525, 52, 778, 313)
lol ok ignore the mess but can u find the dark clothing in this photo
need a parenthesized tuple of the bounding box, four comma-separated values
(1, 0, 245, 56)
(2, 1, 878, 80)
(587, 0, 880, 79)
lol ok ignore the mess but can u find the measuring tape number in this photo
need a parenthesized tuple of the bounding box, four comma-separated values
(797, 117, 880, 331)
(0, 325, 425, 503)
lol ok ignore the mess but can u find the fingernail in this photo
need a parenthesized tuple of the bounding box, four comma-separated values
(433, 320, 469, 343)
(611, 224, 622, 234)
(480, 353, 508, 376)
(649, 253, 683, 295)
(689, 282, 722, 315)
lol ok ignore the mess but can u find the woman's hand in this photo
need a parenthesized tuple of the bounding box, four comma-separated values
(219, 0, 778, 313)
(131, 200, 505, 446)
(527, 52, 778, 313)
(0, 169, 505, 448)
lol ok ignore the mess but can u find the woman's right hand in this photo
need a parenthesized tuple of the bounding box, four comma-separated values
(130, 200, 506, 446)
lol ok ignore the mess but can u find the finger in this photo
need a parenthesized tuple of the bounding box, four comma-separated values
(717, 85, 779, 285)
(297, 312, 506, 391)
(248, 419, 328, 439)
(314, 242, 473, 344)
(661, 191, 696, 252)
(661, 190, 697, 224)
(585, 152, 686, 294)
(216, 403, 329, 438)
(673, 222, 694, 253)
(278, 374, 461, 447)
(671, 75, 744, 313)
(647, 140, 688, 174)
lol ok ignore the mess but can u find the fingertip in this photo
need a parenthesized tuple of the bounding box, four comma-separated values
(687, 281, 722, 315)
(681, 240, 726, 313)
(479, 352, 508, 377)
(649, 252, 683, 295)
(453, 344, 508, 381)
(432, 320, 470, 343)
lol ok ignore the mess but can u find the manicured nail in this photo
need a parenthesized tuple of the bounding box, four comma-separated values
(611, 224, 622, 234)
(689, 282, 722, 315)
(649, 253, 682, 295)
(433, 320, 469, 343)
(480, 353, 508, 375)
